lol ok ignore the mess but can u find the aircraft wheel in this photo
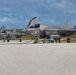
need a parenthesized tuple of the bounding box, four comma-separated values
(7, 39, 10, 42)
(51, 40, 54, 43)
(67, 38, 71, 43)
(59, 38, 61, 43)
(19, 38, 22, 42)
(7, 38, 10, 42)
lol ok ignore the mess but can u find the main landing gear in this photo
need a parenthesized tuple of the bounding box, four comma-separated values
(55, 38, 61, 43)
(67, 38, 71, 43)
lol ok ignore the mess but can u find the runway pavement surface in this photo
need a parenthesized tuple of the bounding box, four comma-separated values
(0, 42, 76, 75)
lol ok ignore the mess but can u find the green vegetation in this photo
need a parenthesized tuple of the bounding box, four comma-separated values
(16, 29, 22, 33)
(61, 34, 76, 42)
(7, 28, 76, 42)
(20, 34, 76, 42)
(70, 34, 76, 38)
(20, 35, 35, 40)
(61, 37, 76, 42)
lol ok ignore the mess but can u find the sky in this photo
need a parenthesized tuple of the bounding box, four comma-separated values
(0, 0, 76, 29)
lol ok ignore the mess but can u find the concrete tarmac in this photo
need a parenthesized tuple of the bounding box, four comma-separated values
(0, 42, 76, 75)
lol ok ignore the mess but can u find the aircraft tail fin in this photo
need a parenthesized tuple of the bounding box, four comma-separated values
(73, 25, 76, 29)
(27, 17, 37, 28)
(61, 21, 68, 28)
(0, 26, 6, 33)
(13, 29, 16, 32)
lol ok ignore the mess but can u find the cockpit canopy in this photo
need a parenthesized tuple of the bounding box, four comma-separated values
(29, 24, 40, 28)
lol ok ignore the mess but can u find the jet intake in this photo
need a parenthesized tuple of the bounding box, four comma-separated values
(50, 34, 60, 38)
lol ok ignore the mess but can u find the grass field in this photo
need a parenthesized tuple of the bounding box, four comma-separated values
(61, 37, 76, 42)
(18, 34, 76, 43)
(61, 34, 76, 42)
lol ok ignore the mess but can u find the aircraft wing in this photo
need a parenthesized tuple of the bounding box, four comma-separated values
(45, 27, 76, 32)
(45, 28, 76, 37)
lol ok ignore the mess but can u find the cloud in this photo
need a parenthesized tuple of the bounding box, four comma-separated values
(0, 17, 14, 23)
(0, 0, 75, 15)
(52, 0, 75, 9)
(0, 16, 26, 29)
(0, 7, 13, 12)
(65, 10, 76, 14)
(50, 19, 56, 23)
(0, 17, 24, 24)
(0, 0, 76, 28)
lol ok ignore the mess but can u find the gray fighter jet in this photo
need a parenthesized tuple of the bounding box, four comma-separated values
(0, 26, 25, 42)
(0, 26, 7, 41)
(22, 17, 76, 43)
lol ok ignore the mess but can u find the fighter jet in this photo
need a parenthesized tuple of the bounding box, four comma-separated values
(0, 26, 7, 41)
(0, 26, 25, 42)
(22, 17, 76, 43)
